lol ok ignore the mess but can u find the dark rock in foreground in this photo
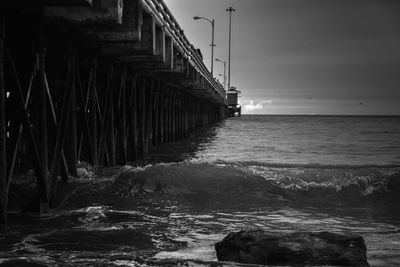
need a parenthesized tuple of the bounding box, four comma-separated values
(215, 230, 369, 266)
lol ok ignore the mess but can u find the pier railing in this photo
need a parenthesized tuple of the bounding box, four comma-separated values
(22, 0, 227, 104)
(144, 0, 225, 98)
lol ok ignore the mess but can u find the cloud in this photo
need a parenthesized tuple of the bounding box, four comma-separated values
(244, 100, 272, 112)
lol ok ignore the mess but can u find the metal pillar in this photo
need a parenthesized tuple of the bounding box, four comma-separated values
(226, 6, 235, 91)
(211, 19, 215, 76)
(144, 82, 153, 154)
(158, 86, 164, 144)
(0, 17, 7, 233)
(36, 34, 49, 214)
(119, 68, 128, 164)
(65, 60, 78, 176)
(129, 78, 138, 161)
(171, 91, 176, 141)
(138, 79, 145, 158)
(89, 59, 98, 166)
(108, 79, 116, 166)
(167, 89, 170, 142)
(153, 84, 159, 147)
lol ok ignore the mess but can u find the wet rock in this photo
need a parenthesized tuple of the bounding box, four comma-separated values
(215, 230, 369, 266)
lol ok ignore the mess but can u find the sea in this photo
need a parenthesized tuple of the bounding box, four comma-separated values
(1, 115, 400, 266)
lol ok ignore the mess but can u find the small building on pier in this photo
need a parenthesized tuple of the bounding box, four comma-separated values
(227, 87, 241, 117)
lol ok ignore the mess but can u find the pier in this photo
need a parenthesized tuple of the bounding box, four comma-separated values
(0, 0, 226, 232)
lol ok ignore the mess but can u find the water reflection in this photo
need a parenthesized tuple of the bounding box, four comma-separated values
(145, 122, 224, 163)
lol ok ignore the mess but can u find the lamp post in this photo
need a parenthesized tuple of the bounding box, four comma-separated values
(226, 6, 235, 90)
(215, 58, 226, 91)
(193, 16, 215, 76)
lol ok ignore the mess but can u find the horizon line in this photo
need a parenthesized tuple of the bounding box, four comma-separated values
(240, 114, 400, 116)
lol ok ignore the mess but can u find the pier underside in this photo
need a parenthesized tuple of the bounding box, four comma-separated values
(0, 0, 226, 232)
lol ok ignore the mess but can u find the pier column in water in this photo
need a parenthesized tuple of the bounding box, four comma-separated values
(171, 90, 176, 141)
(138, 78, 146, 158)
(128, 77, 138, 162)
(108, 68, 116, 166)
(144, 81, 153, 154)
(0, 17, 7, 232)
(201, 105, 209, 126)
(219, 105, 226, 121)
(167, 88, 172, 143)
(155, 83, 160, 147)
(64, 48, 78, 177)
(164, 88, 168, 143)
(36, 34, 50, 214)
(158, 85, 164, 144)
(184, 95, 189, 137)
(119, 68, 128, 164)
(89, 58, 98, 166)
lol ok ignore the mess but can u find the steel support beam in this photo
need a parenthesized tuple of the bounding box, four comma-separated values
(0, 18, 7, 233)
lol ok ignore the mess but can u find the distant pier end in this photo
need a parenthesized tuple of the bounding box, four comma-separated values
(227, 87, 241, 117)
(0, 0, 226, 231)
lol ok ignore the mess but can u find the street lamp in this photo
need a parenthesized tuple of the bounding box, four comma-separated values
(193, 15, 215, 76)
(226, 6, 235, 90)
(215, 58, 226, 91)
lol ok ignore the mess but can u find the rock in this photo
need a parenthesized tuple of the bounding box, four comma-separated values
(215, 230, 369, 266)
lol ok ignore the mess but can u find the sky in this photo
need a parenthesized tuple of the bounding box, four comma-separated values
(164, 0, 400, 115)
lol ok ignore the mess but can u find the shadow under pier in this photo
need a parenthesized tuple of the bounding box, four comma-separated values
(0, 0, 227, 232)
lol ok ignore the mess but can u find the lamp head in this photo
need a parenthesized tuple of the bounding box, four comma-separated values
(193, 16, 201, 20)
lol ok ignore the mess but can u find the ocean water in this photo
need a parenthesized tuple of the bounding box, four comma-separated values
(1, 115, 400, 266)
(195, 115, 400, 166)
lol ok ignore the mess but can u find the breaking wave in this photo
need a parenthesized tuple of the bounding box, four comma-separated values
(3, 160, 400, 266)
(116, 159, 399, 191)
(73, 160, 400, 213)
